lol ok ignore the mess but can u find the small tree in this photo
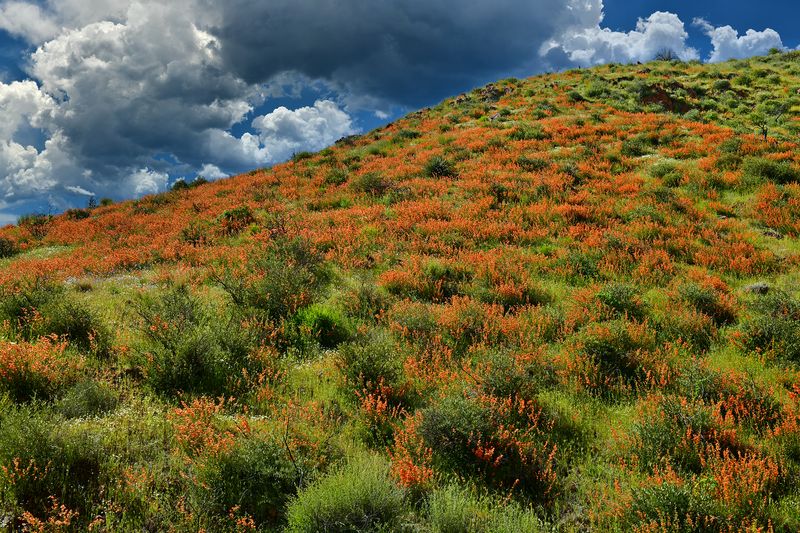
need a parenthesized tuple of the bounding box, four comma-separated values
(654, 48, 679, 62)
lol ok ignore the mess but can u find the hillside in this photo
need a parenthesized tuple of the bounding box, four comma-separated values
(1, 52, 800, 531)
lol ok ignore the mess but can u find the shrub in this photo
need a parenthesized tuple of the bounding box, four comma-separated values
(0, 407, 103, 524)
(424, 156, 458, 179)
(509, 125, 547, 141)
(579, 320, 655, 384)
(18, 214, 51, 239)
(393, 129, 421, 143)
(215, 237, 331, 324)
(426, 484, 545, 533)
(218, 206, 255, 236)
(0, 279, 111, 356)
(55, 380, 118, 419)
(621, 135, 654, 157)
(0, 338, 80, 402)
(295, 304, 353, 348)
(351, 172, 392, 196)
(192, 436, 299, 526)
(741, 290, 800, 362)
(597, 282, 647, 321)
(516, 156, 549, 172)
(286, 455, 407, 533)
(0, 237, 18, 258)
(324, 168, 348, 186)
(648, 161, 682, 187)
(337, 330, 403, 398)
(131, 285, 257, 396)
(742, 157, 800, 185)
(418, 394, 557, 498)
(679, 282, 737, 326)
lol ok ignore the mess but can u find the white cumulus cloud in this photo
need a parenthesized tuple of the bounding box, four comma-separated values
(693, 18, 784, 63)
(545, 11, 698, 66)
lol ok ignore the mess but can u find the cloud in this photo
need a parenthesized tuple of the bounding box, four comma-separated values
(198, 163, 227, 180)
(129, 168, 168, 196)
(65, 185, 94, 196)
(545, 11, 698, 67)
(0, 1, 60, 43)
(693, 18, 783, 63)
(252, 100, 355, 162)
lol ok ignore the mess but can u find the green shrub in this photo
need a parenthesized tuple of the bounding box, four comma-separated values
(18, 213, 52, 239)
(597, 282, 647, 321)
(324, 168, 348, 186)
(218, 206, 255, 236)
(621, 135, 655, 157)
(516, 156, 549, 172)
(648, 161, 682, 187)
(0, 407, 104, 524)
(741, 290, 800, 362)
(0, 237, 17, 258)
(295, 304, 353, 348)
(131, 285, 257, 396)
(55, 380, 118, 419)
(580, 320, 655, 383)
(393, 129, 421, 143)
(337, 330, 403, 398)
(192, 436, 299, 526)
(742, 157, 800, 185)
(424, 156, 458, 179)
(351, 172, 392, 196)
(426, 484, 545, 533)
(215, 237, 331, 324)
(0, 278, 111, 356)
(509, 125, 547, 141)
(286, 455, 407, 533)
(679, 283, 736, 326)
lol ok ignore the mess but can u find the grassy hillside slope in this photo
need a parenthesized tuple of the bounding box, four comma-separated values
(1, 52, 800, 531)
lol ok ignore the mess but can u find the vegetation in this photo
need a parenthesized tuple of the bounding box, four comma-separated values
(1, 52, 800, 531)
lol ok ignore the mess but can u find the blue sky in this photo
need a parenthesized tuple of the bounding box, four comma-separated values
(0, 1, 796, 224)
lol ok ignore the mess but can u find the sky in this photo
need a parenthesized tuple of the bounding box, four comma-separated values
(0, 1, 797, 224)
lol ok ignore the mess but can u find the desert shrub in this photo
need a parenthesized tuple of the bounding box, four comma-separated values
(342, 279, 392, 322)
(214, 237, 331, 324)
(0, 279, 111, 356)
(295, 303, 353, 349)
(479, 350, 557, 401)
(516, 156, 549, 172)
(386, 300, 438, 343)
(131, 285, 257, 396)
(393, 129, 421, 143)
(654, 305, 715, 352)
(679, 283, 737, 326)
(351, 172, 392, 196)
(337, 330, 403, 399)
(218, 206, 255, 236)
(292, 151, 314, 162)
(597, 282, 647, 321)
(324, 168, 348, 186)
(426, 484, 545, 533)
(621, 135, 655, 157)
(632, 396, 737, 474)
(18, 214, 51, 239)
(0, 237, 17, 258)
(740, 290, 800, 362)
(192, 436, 299, 526)
(509, 125, 547, 141)
(742, 157, 800, 185)
(579, 320, 655, 384)
(648, 161, 682, 187)
(418, 394, 557, 499)
(55, 380, 118, 419)
(472, 276, 551, 310)
(180, 219, 213, 246)
(424, 156, 458, 179)
(286, 455, 407, 533)
(0, 337, 81, 402)
(0, 407, 104, 525)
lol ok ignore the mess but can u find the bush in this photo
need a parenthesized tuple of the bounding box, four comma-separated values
(424, 156, 458, 179)
(509, 125, 547, 141)
(18, 214, 51, 239)
(192, 436, 299, 526)
(0, 407, 103, 524)
(516, 156, 549, 172)
(337, 330, 403, 398)
(648, 161, 682, 187)
(55, 380, 118, 419)
(218, 206, 255, 236)
(0, 278, 111, 356)
(742, 157, 800, 185)
(741, 290, 800, 362)
(597, 282, 647, 321)
(131, 285, 257, 396)
(215, 237, 331, 324)
(295, 304, 353, 349)
(324, 168, 348, 186)
(580, 320, 655, 383)
(0, 237, 17, 258)
(426, 484, 545, 533)
(679, 283, 736, 326)
(286, 455, 407, 533)
(351, 172, 392, 196)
